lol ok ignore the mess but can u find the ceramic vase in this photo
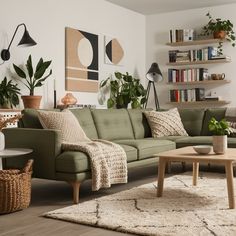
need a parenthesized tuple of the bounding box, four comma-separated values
(0, 131, 5, 151)
(61, 93, 77, 105)
(212, 135, 227, 154)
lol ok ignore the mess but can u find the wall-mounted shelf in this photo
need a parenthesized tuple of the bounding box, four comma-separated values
(167, 100, 230, 106)
(167, 80, 231, 86)
(167, 58, 231, 66)
(166, 38, 226, 47)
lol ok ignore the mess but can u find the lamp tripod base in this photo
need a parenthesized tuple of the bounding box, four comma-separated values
(144, 81, 160, 110)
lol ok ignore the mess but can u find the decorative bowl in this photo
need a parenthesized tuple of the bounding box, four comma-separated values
(193, 145, 212, 155)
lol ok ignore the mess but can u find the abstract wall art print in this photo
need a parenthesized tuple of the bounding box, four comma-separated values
(65, 27, 99, 93)
(104, 36, 124, 66)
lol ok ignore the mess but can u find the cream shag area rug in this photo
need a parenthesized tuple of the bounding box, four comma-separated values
(44, 172, 236, 236)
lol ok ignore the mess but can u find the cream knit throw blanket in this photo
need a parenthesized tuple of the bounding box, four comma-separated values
(62, 140, 127, 191)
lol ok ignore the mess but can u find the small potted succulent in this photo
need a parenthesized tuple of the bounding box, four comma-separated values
(208, 117, 230, 154)
(202, 12, 236, 54)
(0, 77, 20, 108)
(13, 55, 52, 109)
(100, 72, 146, 109)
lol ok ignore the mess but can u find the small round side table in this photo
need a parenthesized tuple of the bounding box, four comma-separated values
(0, 148, 33, 170)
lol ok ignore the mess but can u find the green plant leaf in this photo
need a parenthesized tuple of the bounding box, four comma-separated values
(13, 64, 26, 78)
(34, 61, 52, 79)
(26, 55, 33, 78)
(107, 98, 115, 108)
(36, 58, 44, 72)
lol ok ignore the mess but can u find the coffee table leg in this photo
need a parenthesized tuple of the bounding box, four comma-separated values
(225, 161, 235, 209)
(192, 162, 199, 186)
(157, 157, 166, 197)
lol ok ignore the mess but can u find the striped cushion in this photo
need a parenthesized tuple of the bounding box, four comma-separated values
(144, 108, 188, 137)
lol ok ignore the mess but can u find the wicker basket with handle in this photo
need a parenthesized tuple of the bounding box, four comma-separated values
(0, 159, 33, 214)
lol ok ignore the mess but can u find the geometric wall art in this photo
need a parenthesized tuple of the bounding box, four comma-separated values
(104, 36, 124, 66)
(65, 27, 99, 93)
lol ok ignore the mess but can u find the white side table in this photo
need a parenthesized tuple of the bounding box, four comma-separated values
(0, 148, 33, 170)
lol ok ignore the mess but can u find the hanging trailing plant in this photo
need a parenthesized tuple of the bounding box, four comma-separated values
(202, 12, 236, 54)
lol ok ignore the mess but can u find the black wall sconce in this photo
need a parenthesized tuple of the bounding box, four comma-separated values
(1, 23, 37, 62)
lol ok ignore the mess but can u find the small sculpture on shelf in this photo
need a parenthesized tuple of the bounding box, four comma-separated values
(61, 93, 77, 105)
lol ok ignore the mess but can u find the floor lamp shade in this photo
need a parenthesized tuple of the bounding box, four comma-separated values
(145, 62, 162, 110)
(1, 23, 37, 62)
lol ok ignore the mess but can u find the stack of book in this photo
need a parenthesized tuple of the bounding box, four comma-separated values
(169, 88, 205, 102)
(169, 29, 194, 43)
(168, 68, 208, 83)
(168, 47, 223, 63)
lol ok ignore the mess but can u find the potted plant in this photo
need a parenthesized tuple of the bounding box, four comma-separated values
(202, 12, 236, 54)
(13, 55, 52, 109)
(0, 77, 20, 109)
(100, 72, 146, 109)
(208, 117, 230, 154)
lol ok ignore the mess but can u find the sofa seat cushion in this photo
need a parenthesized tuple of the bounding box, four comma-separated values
(176, 136, 236, 148)
(56, 144, 138, 173)
(114, 139, 176, 160)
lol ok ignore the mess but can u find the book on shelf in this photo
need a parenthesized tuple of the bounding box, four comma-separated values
(204, 96, 222, 101)
(169, 29, 194, 43)
(168, 68, 208, 83)
(169, 88, 205, 102)
(168, 47, 228, 63)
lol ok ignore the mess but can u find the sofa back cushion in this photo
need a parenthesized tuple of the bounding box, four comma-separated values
(70, 108, 98, 139)
(21, 109, 44, 128)
(127, 109, 152, 139)
(201, 108, 226, 136)
(91, 109, 134, 140)
(178, 109, 205, 136)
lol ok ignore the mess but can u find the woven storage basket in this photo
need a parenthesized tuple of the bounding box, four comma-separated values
(0, 159, 33, 214)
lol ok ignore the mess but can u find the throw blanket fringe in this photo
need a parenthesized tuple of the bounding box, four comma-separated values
(62, 140, 127, 191)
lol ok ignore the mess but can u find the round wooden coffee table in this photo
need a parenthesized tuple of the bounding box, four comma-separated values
(0, 148, 33, 170)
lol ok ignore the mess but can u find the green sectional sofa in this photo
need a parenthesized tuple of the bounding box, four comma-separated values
(3, 107, 236, 203)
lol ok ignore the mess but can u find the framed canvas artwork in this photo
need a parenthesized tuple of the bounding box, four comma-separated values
(104, 36, 124, 66)
(65, 27, 99, 93)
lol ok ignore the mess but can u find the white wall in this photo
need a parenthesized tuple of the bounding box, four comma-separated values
(146, 3, 236, 108)
(0, 0, 146, 108)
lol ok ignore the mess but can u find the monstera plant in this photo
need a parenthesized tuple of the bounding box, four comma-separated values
(13, 55, 52, 109)
(100, 72, 146, 109)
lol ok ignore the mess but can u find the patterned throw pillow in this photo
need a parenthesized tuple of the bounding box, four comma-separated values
(144, 108, 188, 137)
(37, 110, 90, 143)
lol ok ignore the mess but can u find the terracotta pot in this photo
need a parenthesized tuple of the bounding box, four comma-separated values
(61, 93, 77, 105)
(21, 96, 42, 109)
(212, 135, 227, 154)
(213, 31, 226, 39)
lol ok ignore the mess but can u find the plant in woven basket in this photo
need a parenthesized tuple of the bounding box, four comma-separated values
(0, 114, 22, 131)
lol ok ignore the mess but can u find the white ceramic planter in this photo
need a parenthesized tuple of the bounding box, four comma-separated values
(212, 135, 227, 154)
(0, 131, 5, 151)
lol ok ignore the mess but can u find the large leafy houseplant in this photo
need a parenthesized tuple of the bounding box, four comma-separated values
(202, 12, 236, 54)
(0, 77, 20, 108)
(13, 55, 52, 108)
(100, 72, 146, 109)
(13, 55, 52, 96)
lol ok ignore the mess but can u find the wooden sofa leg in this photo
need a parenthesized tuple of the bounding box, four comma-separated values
(68, 181, 81, 204)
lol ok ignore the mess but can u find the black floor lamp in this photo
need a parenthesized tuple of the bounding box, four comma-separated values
(144, 63, 163, 110)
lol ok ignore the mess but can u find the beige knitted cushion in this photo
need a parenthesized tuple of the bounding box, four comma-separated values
(37, 110, 90, 142)
(144, 108, 188, 137)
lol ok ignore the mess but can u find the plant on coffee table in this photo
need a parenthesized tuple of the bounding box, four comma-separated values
(208, 117, 230, 154)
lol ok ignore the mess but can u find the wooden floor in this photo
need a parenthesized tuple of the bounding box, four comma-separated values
(0, 163, 225, 236)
